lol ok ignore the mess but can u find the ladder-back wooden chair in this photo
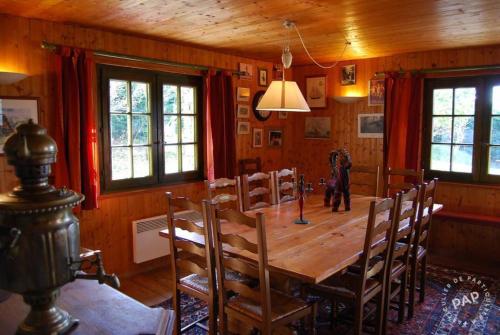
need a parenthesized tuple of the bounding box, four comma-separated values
(307, 195, 400, 335)
(383, 186, 420, 331)
(239, 157, 262, 176)
(383, 167, 424, 197)
(165, 192, 217, 335)
(408, 178, 438, 319)
(207, 203, 315, 334)
(274, 167, 298, 204)
(349, 165, 380, 197)
(205, 177, 243, 211)
(241, 172, 276, 211)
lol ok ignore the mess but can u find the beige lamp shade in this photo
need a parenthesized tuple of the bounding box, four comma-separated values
(0, 72, 27, 85)
(256, 80, 310, 112)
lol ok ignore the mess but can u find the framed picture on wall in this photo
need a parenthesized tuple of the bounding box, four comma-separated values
(358, 113, 384, 138)
(253, 128, 263, 148)
(258, 68, 268, 86)
(237, 87, 250, 102)
(237, 104, 250, 118)
(341, 64, 356, 85)
(368, 79, 385, 106)
(0, 97, 39, 154)
(239, 63, 253, 80)
(306, 76, 327, 108)
(237, 121, 250, 135)
(305, 116, 331, 139)
(267, 128, 283, 148)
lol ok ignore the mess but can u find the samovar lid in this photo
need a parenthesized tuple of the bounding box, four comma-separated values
(0, 120, 83, 214)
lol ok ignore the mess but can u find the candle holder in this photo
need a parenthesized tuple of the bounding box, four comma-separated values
(294, 174, 313, 224)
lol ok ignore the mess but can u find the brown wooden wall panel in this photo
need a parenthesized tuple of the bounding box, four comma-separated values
(0, 14, 282, 275)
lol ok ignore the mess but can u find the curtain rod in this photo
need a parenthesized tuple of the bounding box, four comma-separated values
(41, 41, 242, 75)
(375, 64, 500, 77)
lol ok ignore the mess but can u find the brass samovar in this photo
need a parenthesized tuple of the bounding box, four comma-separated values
(0, 120, 119, 334)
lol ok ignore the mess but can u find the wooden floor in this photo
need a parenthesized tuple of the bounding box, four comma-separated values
(119, 254, 496, 309)
(119, 266, 173, 307)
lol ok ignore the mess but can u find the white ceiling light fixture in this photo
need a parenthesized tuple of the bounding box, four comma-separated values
(257, 20, 350, 113)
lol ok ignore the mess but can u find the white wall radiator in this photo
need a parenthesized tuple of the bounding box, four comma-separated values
(132, 214, 170, 264)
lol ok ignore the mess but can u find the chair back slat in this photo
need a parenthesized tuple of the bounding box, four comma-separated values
(221, 233, 258, 253)
(174, 218, 205, 235)
(205, 176, 243, 211)
(242, 172, 276, 211)
(178, 258, 209, 277)
(174, 240, 206, 258)
(274, 167, 298, 204)
(208, 203, 272, 325)
(383, 167, 424, 197)
(350, 165, 380, 197)
(413, 179, 438, 253)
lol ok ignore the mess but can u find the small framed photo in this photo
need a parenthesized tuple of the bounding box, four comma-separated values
(306, 76, 327, 108)
(258, 68, 268, 87)
(237, 121, 250, 135)
(305, 116, 331, 139)
(239, 63, 253, 80)
(368, 78, 385, 106)
(237, 87, 250, 102)
(252, 128, 263, 148)
(267, 128, 283, 148)
(0, 97, 39, 154)
(237, 104, 250, 118)
(358, 113, 384, 138)
(341, 64, 356, 85)
(278, 111, 288, 119)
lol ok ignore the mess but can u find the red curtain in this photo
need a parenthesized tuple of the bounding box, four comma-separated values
(53, 47, 99, 210)
(383, 72, 423, 173)
(204, 70, 236, 179)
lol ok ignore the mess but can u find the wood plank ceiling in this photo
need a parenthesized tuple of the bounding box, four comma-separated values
(1, 0, 499, 64)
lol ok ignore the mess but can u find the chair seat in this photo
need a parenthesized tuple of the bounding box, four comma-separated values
(310, 271, 381, 300)
(180, 274, 209, 295)
(227, 289, 310, 323)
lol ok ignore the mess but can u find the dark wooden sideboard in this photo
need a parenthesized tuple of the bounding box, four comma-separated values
(0, 280, 174, 335)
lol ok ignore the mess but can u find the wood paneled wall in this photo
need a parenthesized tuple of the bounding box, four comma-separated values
(0, 13, 283, 275)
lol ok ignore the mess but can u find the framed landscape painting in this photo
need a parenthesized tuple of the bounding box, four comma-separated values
(358, 113, 384, 138)
(305, 116, 331, 139)
(0, 97, 39, 154)
(306, 76, 327, 108)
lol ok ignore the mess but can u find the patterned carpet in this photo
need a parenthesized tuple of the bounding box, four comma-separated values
(154, 265, 499, 334)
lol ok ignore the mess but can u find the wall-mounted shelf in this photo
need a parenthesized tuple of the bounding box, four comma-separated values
(333, 96, 365, 104)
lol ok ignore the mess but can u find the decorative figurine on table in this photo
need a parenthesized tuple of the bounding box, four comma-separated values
(294, 174, 312, 224)
(323, 148, 352, 212)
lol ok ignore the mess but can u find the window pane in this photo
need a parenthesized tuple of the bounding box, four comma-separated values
(181, 87, 195, 114)
(164, 115, 179, 144)
(432, 117, 452, 143)
(132, 115, 150, 145)
(131, 82, 149, 113)
(110, 114, 129, 146)
(492, 86, 500, 115)
(451, 145, 472, 173)
(111, 147, 132, 180)
(433, 89, 453, 115)
(454, 88, 476, 115)
(181, 116, 195, 143)
(133, 147, 151, 178)
(164, 145, 179, 174)
(182, 144, 196, 171)
(163, 85, 177, 114)
(489, 146, 500, 175)
(110, 80, 128, 113)
(431, 144, 451, 171)
(453, 116, 474, 144)
(491, 116, 500, 145)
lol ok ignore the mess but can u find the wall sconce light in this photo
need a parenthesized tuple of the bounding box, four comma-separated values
(0, 71, 28, 85)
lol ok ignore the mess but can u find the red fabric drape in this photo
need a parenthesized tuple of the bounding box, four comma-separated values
(205, 70, 236, 179)
(53, 47, 99, 210)
(384, 72, 423, 173)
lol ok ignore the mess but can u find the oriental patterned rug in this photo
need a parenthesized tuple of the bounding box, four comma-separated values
(153, 265, 499, 334)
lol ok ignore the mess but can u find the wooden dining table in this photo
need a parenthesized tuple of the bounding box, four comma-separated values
(160, 194, 443, 284)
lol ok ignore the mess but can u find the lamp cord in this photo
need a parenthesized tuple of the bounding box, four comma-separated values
(292, 23, 350, 69)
